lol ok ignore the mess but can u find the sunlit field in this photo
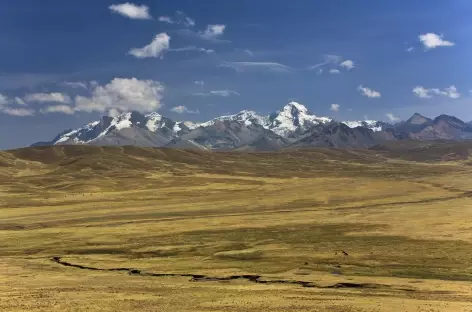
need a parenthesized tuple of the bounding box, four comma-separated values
(1, 144, 472, 312)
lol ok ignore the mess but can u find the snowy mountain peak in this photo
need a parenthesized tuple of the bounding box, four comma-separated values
(145, 112, 163, 132)
(283, 101, 309, 113)
(198, 109, 268, 128)
(268, 102, 332, 136)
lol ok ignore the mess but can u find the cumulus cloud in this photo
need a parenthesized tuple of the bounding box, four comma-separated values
(41, 105, 75, 115)
(419, 33, 455, 49)
(128, 33, 170, 59)
(340, 60, 355, 70)
(413, 85, 460, 99)
(200, 24, 226, 40)
(109, 3, 152, 20)
(193, 90, 240, 97)
(220, 61, 294, 73)
(171, 105, 199, 114)
(329, 69, 340, 74)
(386, 113, 400, 122)
(24, 92, 72, 104)
(74, 77, 164, 113)
(358, 85, 381, 98)
(330, 104, 340, 112)
(1, 107, 35, 116)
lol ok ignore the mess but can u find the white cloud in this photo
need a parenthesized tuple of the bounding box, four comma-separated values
(1, 107, 35, 116)
(406, 46, 415, 52)
(358, 85, 381, 98)
(24, 92, 72, 104)
(158, 16, 174, 24)
(128, 33, 170, 59)
(330, 104, 340, 112)
(74, 77, 164, 113)
(316, 68, 323, 75)
(169, 46, 214, 54)
(413, 85, 460, 99)
(200, 24, 226, 40)
(244, 49, 254, 56)
(14, 97, 26, 105)
(309, 54, 342, 70)
(193, 90, 240, 97)
(0, 93, 8, 107)
(63, 81, 88, 89)
(419, 33, 455, 49)
(220, 61, 294, 73)
(41, 105, 75, 115)
(329, 69, 340, 74)
(171, 105, 199, 114)
(340, 60, 355, 70)
(109, 3, 152, 20)
(194, 80, 204, 86)
(177, 11, 195, 27)
(386, 113, 400, 122)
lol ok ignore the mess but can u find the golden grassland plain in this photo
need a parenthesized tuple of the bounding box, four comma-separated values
(1, 144, 472, 312)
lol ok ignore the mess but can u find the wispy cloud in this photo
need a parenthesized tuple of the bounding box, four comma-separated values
(244, 49, 254, 56)
(200, 24, 226, 40)
(14, 97, 26, 105)
(330, 104, 340, 112)
(193, 90, 240, 97)
(63, 81, 88, 89)
(329, 69, 340, 74)
(220, 61, 294, 73)
(413, 85, 460, 99)
(419, 33, 455, 49)
(309, 54, 342, 70)
(194, 80, 204, 86)
(386, 113, 400, 122)
(24, 92, 72, 104)
(358, 85, 381, 98)
(158, 11, 195, 27)
(168, 46, 214, 54)
(109, 3, 152, 20)
(158, 16, 174, 24)
(40, 105, 75, 115)
(406, 46, 415, 52)
(1, 107, 35, 116)
(171, 105, 199, 114)
(0, 94, 8, 107)
(128, 33, 170, 59)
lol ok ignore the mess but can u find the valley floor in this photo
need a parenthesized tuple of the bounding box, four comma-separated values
(1, 145, 472, 311)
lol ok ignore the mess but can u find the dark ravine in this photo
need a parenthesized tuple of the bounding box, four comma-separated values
(50, 257, 415, 292)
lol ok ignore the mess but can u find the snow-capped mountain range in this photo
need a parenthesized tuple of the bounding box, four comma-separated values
(32, 102, 472, 150)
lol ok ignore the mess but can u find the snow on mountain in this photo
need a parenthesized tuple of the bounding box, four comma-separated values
(267, 102, 332, 136)
(342, 120, 386, 132)
(198, 110, 269, 128)
(40, 101, 395, 147)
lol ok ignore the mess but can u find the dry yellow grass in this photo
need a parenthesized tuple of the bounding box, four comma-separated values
(1, 145, 472, 311)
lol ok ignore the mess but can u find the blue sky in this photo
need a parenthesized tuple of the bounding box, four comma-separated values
(0, 0, 471, 149)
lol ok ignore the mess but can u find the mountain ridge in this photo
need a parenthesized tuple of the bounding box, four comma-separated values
(32, 102, 472, 150)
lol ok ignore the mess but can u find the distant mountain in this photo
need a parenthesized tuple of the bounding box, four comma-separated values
(31, 103, 472, 151)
